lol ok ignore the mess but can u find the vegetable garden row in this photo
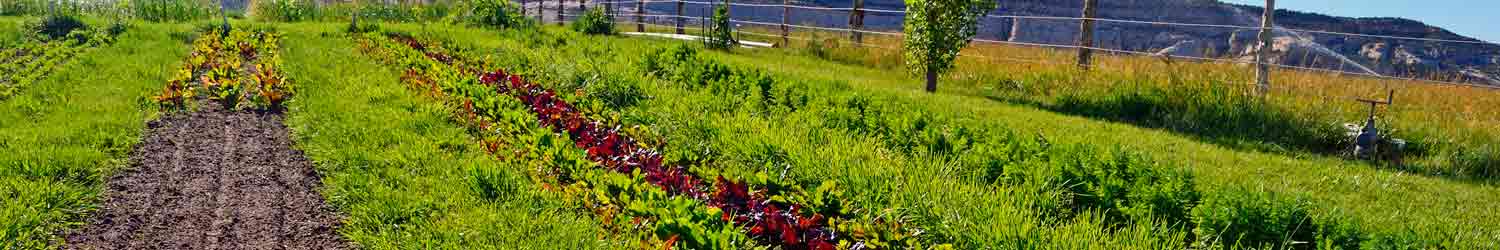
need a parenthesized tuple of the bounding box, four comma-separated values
(0, 18, 118, 99)
(153, 27, 290, 111)
(358, 32, 917, 250)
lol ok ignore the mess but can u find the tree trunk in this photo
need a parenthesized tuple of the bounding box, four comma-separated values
(925, 68, 938, 93)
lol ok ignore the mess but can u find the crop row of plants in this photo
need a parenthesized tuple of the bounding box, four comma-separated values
(354, 32, 951, 250)
(0, 40, 83, 98)
(152, 27, 291, 111)
(447, 26, 1488, 248)
(1, 0, 215, 22)
(0, 16, 121, 99)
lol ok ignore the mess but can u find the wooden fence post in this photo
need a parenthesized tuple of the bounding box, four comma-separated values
(676, 0, 685, 34)
(636, 0, 645, 32)
(1254, 0, 1276, 95)
(781, 0, 789, 46)
(1076, 0, 1098, 70)
(605, 0, 613, 19)
(556, 0, 564, 25)
(579, 0, 586, 12)
(850, 0, 864, 44)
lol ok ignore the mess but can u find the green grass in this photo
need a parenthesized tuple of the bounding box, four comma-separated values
(384, 24, 1499, 248)
(716, 38, 1500, 246)
(0, 20, 190, 249)
(4, 17, 1497, 249)
(275, 23, 625, 249)
(0, 17, 24, 46)
(711, 41, 1500, 245)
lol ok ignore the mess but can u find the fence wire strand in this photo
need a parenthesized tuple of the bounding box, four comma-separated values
(547, 0, 1500, 90)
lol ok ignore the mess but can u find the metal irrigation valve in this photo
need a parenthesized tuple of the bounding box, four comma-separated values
(1352, 90, 1396, 159)
(1354, 116, 1379, 157)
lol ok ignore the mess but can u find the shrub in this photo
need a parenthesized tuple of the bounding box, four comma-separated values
(1191, 187, 1314, 249)
(570, 9, 615, 35)
(463, 0, 528, 29)
(251, 0, 318, 22)
(28, 15, 88, 40)
(347, 21, 380, 33)
(104, 22, 128, 37)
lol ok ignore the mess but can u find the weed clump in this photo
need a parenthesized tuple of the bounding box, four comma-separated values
(27, 15, 88, 40)
(570, 9, 615, 35)
(1191, 187, 1311, 248)
(1188, 187, 1369, 249)
(463, 0, 530, 29)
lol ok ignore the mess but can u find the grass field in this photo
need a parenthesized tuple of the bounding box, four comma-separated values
(0, 18, 190, 248)
(404, 23, 1498, 248)
(1, 11, 1497, 249)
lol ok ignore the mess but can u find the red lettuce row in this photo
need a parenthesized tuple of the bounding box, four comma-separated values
(479, 69, 838, 250)
(391, 34, 843, 249)
(365, 33, 980, 249)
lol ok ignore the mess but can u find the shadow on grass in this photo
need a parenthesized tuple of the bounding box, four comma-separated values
(982, 82, 1499, 184)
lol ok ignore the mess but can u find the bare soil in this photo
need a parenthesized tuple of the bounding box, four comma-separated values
(65, 104, 347, 250)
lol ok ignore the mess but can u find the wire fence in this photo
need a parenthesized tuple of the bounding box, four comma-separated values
(529, 0, 1500, 92)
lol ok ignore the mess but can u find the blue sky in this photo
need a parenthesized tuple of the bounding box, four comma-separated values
(1220, 0, 1499, 43)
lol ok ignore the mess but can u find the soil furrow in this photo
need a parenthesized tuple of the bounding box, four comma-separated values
(64, 104, 347, 249)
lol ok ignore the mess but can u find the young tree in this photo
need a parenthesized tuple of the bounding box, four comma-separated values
(902, 0, 995, 92)
(705, 5, 735, 50)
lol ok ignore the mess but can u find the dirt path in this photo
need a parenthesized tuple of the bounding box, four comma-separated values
(65, 104, 347, 249)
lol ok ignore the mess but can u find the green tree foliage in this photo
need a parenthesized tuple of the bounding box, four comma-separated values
(901, 0, 994, 92)
(704, 6, 735, 50)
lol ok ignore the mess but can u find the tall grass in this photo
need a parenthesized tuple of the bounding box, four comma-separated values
(6, 0, 227, 22)
(250, 0, 460, 23)
(129, 0, 217, 22)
